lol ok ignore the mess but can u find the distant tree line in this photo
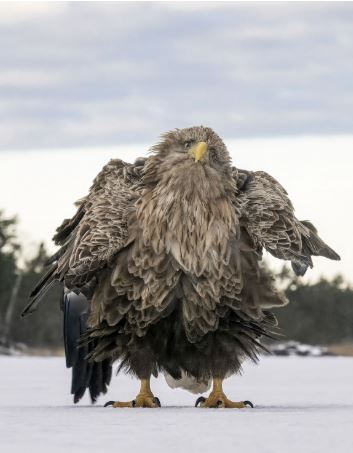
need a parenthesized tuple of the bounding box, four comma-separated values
(0, 210, 352, 349)
(0, 211, 62, 349)
(273, 268, 353, 345)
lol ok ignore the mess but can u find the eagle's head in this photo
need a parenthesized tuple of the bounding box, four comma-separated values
(150, 125, 231, 174)
(142, 126, 234, 196)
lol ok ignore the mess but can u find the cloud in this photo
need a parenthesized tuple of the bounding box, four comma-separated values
(0, 2, 353, 149)
(0, 2, 68, 25)
(0, 69, 65, 88)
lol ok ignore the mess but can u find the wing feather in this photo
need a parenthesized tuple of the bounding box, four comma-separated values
(234, 168, 340, 276)
(22, 157, 145, 317)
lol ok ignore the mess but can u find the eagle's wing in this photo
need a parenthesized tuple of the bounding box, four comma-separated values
(234, 168, 340, 275)
(22, 158, 145, 317)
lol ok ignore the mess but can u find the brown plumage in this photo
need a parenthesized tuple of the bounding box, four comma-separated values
(22, 126, 340, 403)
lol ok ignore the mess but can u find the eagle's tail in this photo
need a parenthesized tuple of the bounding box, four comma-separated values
(62, 291, 112, 403)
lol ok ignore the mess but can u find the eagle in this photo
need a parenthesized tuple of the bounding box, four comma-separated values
(22, 126, 340, 408)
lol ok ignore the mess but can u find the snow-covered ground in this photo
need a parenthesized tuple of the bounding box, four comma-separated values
(1, 356, 352, 453)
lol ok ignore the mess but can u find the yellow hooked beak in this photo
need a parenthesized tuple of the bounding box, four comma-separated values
(190, 141, 208, 162)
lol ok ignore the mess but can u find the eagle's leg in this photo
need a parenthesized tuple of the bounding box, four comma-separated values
(104, 377, 161, 408)
(195, 378, 253, 409)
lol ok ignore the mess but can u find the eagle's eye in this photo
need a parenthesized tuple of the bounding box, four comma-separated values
(183, 140, 194, 150)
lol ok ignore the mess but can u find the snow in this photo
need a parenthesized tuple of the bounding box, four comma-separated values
(1, 356, 353, 453)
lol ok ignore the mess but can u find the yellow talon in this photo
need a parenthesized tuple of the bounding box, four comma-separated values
(110, 401, 134, 408)
(104, 378, 161, 408)
(195, 378, 254, 409)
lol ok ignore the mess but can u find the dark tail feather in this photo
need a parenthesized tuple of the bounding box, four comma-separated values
(301, 220, 341, 261)
(62, 291, 112, 403)
(88, 359, 112, 403)
(21, 264, 57, 317)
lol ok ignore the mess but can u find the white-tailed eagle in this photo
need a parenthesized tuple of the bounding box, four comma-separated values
(22, 126, 340, 408)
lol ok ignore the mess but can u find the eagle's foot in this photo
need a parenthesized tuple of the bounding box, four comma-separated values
(104, 378, 161, 408)
(195, 378, 253, 409)
(195, 393, 253, 408)
(105, 393, 161, 408)
(135, 393, 161, 408)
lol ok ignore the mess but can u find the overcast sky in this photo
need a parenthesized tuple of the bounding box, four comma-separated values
(1, 1, 353, 149)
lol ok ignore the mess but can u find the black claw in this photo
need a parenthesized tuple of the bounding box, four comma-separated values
(216, 400, 224, 408)
(195, 396, 206, 407)
(132, 400, 136, 407)
(243, 400, 254, 408)
(104, 401, 115, 407)
(153, 397, 161, 407)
